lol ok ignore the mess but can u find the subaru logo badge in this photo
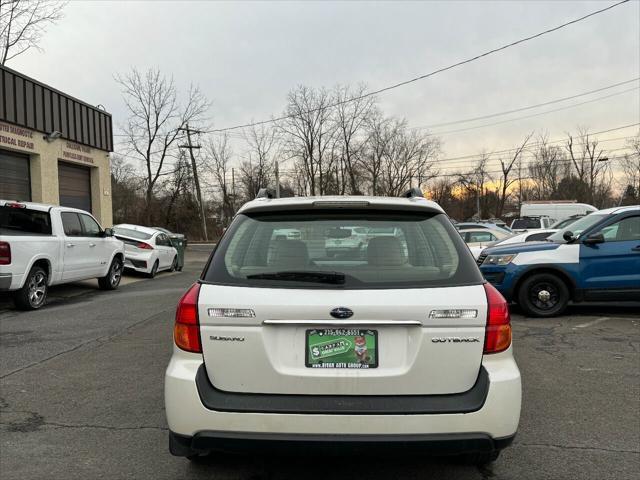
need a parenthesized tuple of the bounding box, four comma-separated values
(330, 307, 353, 319)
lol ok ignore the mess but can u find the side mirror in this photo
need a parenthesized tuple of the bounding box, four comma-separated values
(562, 231, 576, 242)
(583, 232, 605, 245)
(103, 228, 114, 237)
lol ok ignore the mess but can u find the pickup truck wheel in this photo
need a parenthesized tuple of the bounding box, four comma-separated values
(13, 266, 48, 310)
(517, 272, 569, 318)
(147, 260, 159, 279)
(98, 257, 123, 290)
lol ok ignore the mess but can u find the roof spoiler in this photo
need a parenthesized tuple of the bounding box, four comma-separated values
(402, 188, 424, 198)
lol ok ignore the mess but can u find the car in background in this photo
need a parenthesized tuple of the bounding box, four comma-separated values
(154, 227, 188, 248)
(550, 215, 584, 230)
(479, 206, 640, 317)
(0, 200, 124, 310)
(493, 229, 557, 246)
(461, 228, 511, 247)
(520, 202, 597, 222)
(272, 228, 302, 240)
(462, 227, 512, 260)
(165, 193, 521, 464)
(509, 216, 555, 232)
(325, 226, 369, 257)
(113, 224, 178, 278)
(456, 222, 513, 234)
(469, 229, 558, 260)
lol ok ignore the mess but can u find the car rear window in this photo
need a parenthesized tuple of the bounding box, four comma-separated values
(203, 210, 483, 289)
(511, 218, 541, 229)
(0, 206, 52, 235)
(113, 227, 153, 240)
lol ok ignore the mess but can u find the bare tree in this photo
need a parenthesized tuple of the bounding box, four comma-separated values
(378, 124, 440, 196)
(240, 124, 278, 200)
(457, 155, 492, 219)
(110, 156, 144, 225)
(279, 85, 337, 195)
(494, 133, 533, 217)
(333, 83, 375, 195)
(161, 153, 193, 227)
(618, 134, 640, 204)
(116, 68, 209, 224)
(360, 110, 393, 195)
(528, 135, 568, 200)
(203, 134, 235, 225)
(0, 0, 66, 65)
(565, 127, 610, 205)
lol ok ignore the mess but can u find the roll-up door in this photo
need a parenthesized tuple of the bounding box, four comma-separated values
(58, 162, 91, 212)
(0, 149, 31, 201)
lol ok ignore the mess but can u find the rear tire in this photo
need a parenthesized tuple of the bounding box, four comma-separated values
(13, 266, 48, 310)
(169, 256, 177, 272)
(98, 257, 123, 290)
(147, 260, 159, 279)
(517, 272, 570, 318)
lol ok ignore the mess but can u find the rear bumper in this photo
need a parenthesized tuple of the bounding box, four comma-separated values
(123, 251, 152, 273)
(169, 429, 516, 456)
(195, 364, 490, 414)
(164, 348, 521, 451)
(0, 273, 13, 290)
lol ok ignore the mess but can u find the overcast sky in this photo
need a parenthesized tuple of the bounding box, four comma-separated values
(9, 0, 640, 174)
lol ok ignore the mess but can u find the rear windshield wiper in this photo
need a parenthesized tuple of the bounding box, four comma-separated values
(246, 270, 346, 284)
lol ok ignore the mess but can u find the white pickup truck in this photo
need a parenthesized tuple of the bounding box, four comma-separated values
(0, 200, 125, 310)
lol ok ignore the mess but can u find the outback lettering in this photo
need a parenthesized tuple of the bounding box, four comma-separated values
(431, 337, 481, 343)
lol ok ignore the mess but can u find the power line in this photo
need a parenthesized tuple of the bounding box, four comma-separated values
(411, 79, 639, 130)
(431, 87, 639, 135)
(429, 123, 640, 163)
(116, 123, 639, 173)
(204, 0, 631, 134)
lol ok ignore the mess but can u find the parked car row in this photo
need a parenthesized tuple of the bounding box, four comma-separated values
(0, 199, 185, 310)
(477, 206, 640, 317)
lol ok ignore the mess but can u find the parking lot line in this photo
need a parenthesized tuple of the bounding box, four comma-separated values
(575, 317, 611, 328)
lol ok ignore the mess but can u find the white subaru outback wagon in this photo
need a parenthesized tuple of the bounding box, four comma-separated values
(165, 191, 521, 464)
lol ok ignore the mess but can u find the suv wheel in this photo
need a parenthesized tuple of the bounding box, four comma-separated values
(13, 266, 48, 310)
(99, 257, 123, 290)
(517, 272, 569, 317)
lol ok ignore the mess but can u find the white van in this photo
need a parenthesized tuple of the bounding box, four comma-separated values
(520, 202, 597, 222)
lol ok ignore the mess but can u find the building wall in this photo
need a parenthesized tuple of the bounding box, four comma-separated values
(0, 121, 113, 226)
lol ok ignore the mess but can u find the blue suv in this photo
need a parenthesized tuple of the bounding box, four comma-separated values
(478, 206, 640, 317)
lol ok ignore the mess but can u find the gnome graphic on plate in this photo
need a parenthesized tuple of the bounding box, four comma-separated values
(354, 336, 369, 364)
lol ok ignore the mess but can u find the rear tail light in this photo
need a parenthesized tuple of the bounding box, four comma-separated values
(483, 282, 511, 354)
(136, 242, 153, 250)
(174, 283, 202, 353)
(0, 242, 10, 265)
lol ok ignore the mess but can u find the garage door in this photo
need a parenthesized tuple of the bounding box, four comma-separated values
(58, 162, 91, 212)
(0, 149, 31, 201)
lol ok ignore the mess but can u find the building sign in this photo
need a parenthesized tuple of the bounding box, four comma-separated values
(61, 141, 94, 164)
(0, 122, 35, 150)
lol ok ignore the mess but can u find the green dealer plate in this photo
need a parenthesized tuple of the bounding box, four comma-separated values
(305, 328, 378, 369)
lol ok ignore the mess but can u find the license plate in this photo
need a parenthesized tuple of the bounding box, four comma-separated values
(305, 329, 378, 369)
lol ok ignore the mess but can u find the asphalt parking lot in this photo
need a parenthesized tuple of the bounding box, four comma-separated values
(0, 245, 638, 480)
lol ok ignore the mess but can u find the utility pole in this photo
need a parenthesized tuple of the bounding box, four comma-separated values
(275, 161, 280, 198)
(179, 123, 208, 241)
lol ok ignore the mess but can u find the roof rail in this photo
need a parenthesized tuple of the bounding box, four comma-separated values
(402, 188, 424, 198)
(256, 188, 275, 199)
